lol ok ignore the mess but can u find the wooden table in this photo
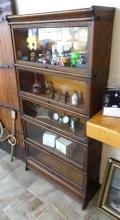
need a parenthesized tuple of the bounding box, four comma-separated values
(86, 112, 120, 148)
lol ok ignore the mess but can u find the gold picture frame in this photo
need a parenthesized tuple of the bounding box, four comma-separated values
(98, 158, 120, 220)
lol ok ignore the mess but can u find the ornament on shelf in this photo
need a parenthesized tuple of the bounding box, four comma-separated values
(32, 72, 43, 95)
(71, 91, 79, 106)
(64, 91, 69, 104)
(70, 117, 79, 132)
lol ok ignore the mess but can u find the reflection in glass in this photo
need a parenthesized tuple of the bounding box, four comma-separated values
(107, 167, 120, 212)
(15, 27, 88, 69)
(25, 121, 85, 166)
(22, 100, 85, 140)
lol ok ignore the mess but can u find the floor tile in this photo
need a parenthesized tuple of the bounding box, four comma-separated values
(52, 190, 85, 219)
(0, 174, 27, 209)
(0, 210, 10, 220)
(36, 205, 65, 220)
(83, 208, 113, 220)
(2, 154, 24, 169)
(0, 149, 113, 220)
(0, 155, 24, 181)
(10, 165, 40, 188)
(28, 178, 60, 204)
(0, 149, 8, 159)
(3, 191, 45, 220)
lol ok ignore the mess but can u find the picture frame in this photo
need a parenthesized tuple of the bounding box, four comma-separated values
(98, 158, 120, 220)
(103, 88, 120, 117)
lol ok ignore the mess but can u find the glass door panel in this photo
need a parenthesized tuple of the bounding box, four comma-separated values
(13, 26, 88, 71)
(18, 68, 90, 114)
(22, 99, 86, 142)
(25, 120, 87, 169)
(27, 143, 85, 189)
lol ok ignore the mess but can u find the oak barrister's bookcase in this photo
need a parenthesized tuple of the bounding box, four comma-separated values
(7, 6, 115, 208)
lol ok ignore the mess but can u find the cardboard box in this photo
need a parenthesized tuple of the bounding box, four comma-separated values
(56, 137, 75, 157)
(43, 131, 58, 148)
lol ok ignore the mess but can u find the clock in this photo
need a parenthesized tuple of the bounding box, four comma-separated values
(62, 116, 69, 124)
(53, 113, 59, 121)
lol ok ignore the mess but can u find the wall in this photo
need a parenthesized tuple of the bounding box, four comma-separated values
(15, 0, 119, 14)
(15, 0, 120, 183)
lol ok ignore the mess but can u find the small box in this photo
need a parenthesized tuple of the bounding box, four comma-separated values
(56, 137, 75, 157)
(43, 131, 58, 148)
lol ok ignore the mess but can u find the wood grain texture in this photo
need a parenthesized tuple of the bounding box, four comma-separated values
(0, 20, 22, 144)
(86, 111, 120, 148)
(7, 6, 115, 24)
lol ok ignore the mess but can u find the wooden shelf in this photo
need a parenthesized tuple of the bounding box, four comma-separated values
(86, 111, 120, 148)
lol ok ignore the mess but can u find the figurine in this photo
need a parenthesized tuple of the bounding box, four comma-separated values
(30, 51, 36, 62)
(38, 53, 44, 63)
(76, 54, 87, 68)
(21, 56, 29, 61)
(42, 58, 47, 64)
(45, 51, 52, 64)
(51, 54, 59, 65)
(26, 28, 38, 62)
(71, 51, 80, 67)
(60, 55, 71, 67)
(61, 57, 67, 66)
(71, 91, 79, 106)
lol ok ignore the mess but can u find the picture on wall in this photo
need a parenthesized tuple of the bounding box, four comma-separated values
(98, 158, 120, 220)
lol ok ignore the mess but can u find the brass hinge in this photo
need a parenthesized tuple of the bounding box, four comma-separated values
(0, 102, 19, 112)
(0, 64, 14, 69)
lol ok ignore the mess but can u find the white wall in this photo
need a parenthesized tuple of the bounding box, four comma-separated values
(16, 0, 119, 14)
(15, 0, 120, 183)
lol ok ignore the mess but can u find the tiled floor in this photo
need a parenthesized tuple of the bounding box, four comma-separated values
(0, 148, 112, 220)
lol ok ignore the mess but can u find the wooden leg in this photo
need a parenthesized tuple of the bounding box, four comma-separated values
(25, 162, 29, 171)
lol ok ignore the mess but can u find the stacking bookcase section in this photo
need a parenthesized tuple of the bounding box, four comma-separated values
(8, 6, 115, 209)
(21, 97, 87, 143)
(26, 142, 87, 195)
(23, 119, 101, 171)
(16, 66, 91, 115)
(11, 23, 89, 76)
